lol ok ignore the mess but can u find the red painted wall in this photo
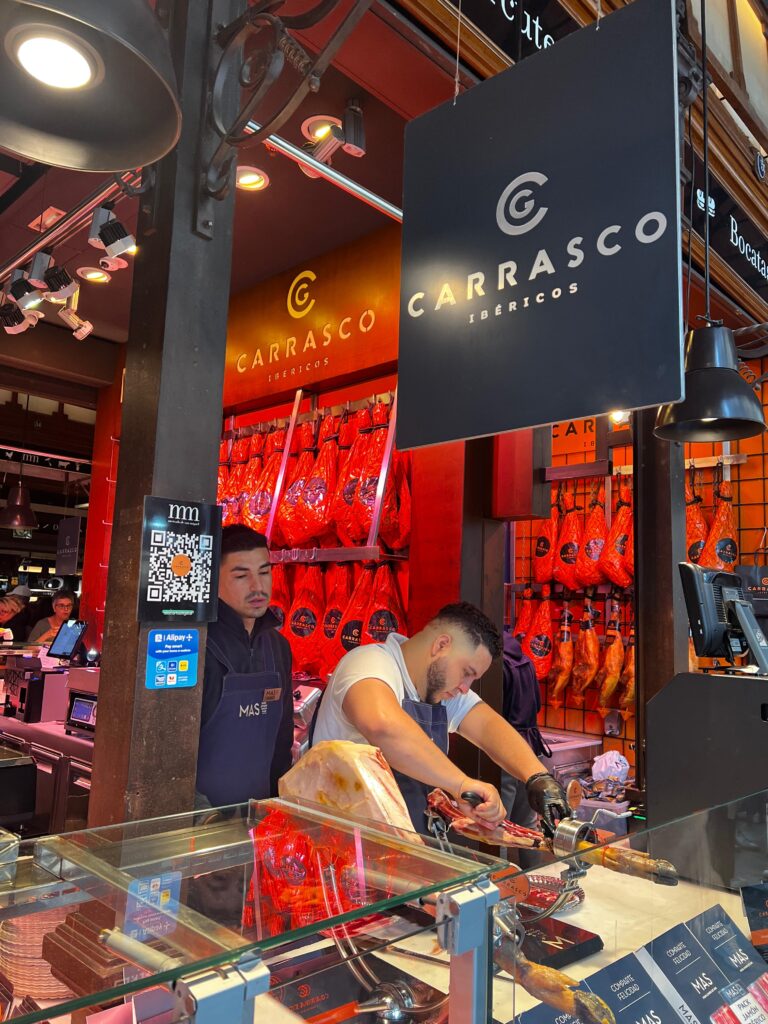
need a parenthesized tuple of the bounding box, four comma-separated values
(80, 352, 124, 650)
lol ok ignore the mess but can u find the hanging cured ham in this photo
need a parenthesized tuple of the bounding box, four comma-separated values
(571, 590, 600, 706)
(350, 402, 398, 545)
(237, 432, 266, 527)
(598, 483, 633, 588)
(576, 485, 608, 588)
(533, 490, 560, 585)
(597, 591, 625, 713)
(619, 622, 635, 717)
(513, 586, 535, 641)
(363, 564, 407, 644)
(522, 585, 554, 681)
(547, 597, 574, 708)
(331, 409, 373, 546)
(382, 451, 412, 551)
(270, 564, 292, 634)
(277, 421, 321, 547)
(241, 427, 286, 536)
(220, 436, 251, 527)
(319, 564, 353, 678)
(290, 414, 339, 548)
(286, 565, 325, 676)
(323, 565, 376, 669)
(699, 477, 738, 570)
(685, 471, 708, 564)
(553, 492, 582, 593)
(217, 439, 229, 504)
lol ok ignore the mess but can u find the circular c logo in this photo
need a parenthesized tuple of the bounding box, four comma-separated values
(287, 270, 316, 318)
(496, 171, 549, 236)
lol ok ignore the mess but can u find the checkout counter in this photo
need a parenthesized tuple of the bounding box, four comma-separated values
(0, 651, 98, 833)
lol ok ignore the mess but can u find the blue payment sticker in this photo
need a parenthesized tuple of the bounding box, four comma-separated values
(145, 628, 199, 689)
(124, 870, 182, 941)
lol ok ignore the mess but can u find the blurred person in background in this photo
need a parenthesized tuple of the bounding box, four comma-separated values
(0, 596, 25, 641)
(3, 585, 32, 640)
(28, 590, 76, 644)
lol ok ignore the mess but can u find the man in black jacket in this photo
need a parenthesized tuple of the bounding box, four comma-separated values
(195, 525, 293, 808)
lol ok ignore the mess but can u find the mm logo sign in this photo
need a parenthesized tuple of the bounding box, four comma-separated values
(168, 503, 200, 524)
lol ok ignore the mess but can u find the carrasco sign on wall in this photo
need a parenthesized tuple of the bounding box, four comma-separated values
(397, 0, 682, 449)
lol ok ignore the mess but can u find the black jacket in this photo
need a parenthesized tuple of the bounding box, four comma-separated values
(201, 602, 293, 796)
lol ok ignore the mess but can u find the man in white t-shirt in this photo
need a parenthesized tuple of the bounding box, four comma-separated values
(312, 601, 569, 836)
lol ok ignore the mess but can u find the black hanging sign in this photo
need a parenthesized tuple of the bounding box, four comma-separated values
(138, 497, 221, 623)
(397, 0, 682, 449)
(684, 142, 768, 305)
(454, 0, 580, 62)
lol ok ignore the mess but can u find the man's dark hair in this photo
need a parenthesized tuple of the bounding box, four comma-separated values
(220, 524, 268, 558)
(432, 601, 503, 659)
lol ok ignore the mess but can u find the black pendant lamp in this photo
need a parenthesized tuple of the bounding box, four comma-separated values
(654, 0, 765, 443)
(655, 325, 765, 441)
(0, 482, 38, 530)
(0, 0, 181, 171)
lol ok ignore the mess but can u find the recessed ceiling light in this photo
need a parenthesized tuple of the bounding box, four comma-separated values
(301, 115, 342, 143)
(77, 267, 111, 284)
(236, 166, 269, 191)
(28, 206, 65, 233)
(15, 33, 94, 90)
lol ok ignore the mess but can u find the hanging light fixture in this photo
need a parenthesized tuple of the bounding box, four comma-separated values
(654, 0, 765, 443)
(0, 1, 181, 171)
(0, 394, 38, 530)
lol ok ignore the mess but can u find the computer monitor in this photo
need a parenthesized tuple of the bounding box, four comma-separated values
(679, 562, 768, 673)
(47, 619, 87, 661)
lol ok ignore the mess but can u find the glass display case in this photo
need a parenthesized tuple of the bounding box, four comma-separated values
(0, 798, 506, 1024)
(1, 791, 767, 1024)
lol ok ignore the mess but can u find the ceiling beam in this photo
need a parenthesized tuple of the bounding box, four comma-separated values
(0, 366, 98, 408)
(0, 162, 47, 217)
(0, 321, 118, 389)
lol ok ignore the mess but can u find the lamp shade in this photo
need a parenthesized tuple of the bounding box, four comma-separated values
(0, 0, 181, 171)
(654, 325, 766, 442)
(0, 483, 38, 529)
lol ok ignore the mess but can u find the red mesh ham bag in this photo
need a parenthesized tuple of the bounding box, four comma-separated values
(599, 483, 633, 588)
(277, 422, 318, 547)
(700, 478, 738, 570)
(290, 414, 339, 547)
(350, 402, 398, 545)
(324, 564, 376, 669)
(217, 438, 229, 504)
(533, 490, 560, 585)
(685, 470, 708, 564)
(513, 586, 534, 640)
(242, 427, 286, 535)
(220, 436, 250, 526)
(553, 492, 582, 593)
(286, 565, 325, 675)
(363, 564, 407, 645)
(319, 563, 353, 677)
(522, 585, 554, 681)
(624, 516, 634, 580)
(576, 485, 608, 588)
(270, 564, 292, 635)
(238, 432, 265, 527)
(331, 409, 373, 546)
(387, 451, 412, 551)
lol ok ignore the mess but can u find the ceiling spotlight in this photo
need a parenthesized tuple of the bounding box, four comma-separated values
(43, 265, 78, 300)
(8, 269, 43, 310)
(58, 296, 93, 340)
(0, 1, 181, 171)
(342, 99, 366, 158)
(0, 301, 43, 335)
(236, 166, 269, 192)
(98, 255, 128, 273)
(301, 115, 342, 143)
(28, 250, 53, 289)
(98, 218, 137, 258)
(77, 266, 111, 284)
(88, 205, 112, 249)
(609, 410, 631, 425)
(299, 125, 345, 179)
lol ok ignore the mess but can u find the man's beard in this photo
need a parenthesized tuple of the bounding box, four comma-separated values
(425, 657, 449, 703)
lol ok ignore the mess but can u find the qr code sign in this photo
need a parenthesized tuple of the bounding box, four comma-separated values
(146, 531, 213, 605)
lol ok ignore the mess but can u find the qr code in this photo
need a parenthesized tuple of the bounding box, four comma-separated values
(146, 531, 213, 605)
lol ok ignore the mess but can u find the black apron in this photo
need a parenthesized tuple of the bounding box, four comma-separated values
(196, 633, 283, 807)
(388, 696, 449, 836)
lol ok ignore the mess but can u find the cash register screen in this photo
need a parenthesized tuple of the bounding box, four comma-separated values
(47, 619, 87, 659)
(70, 696, 97, 727)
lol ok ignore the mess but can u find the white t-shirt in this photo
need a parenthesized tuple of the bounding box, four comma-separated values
(312, 632, 481, 745)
